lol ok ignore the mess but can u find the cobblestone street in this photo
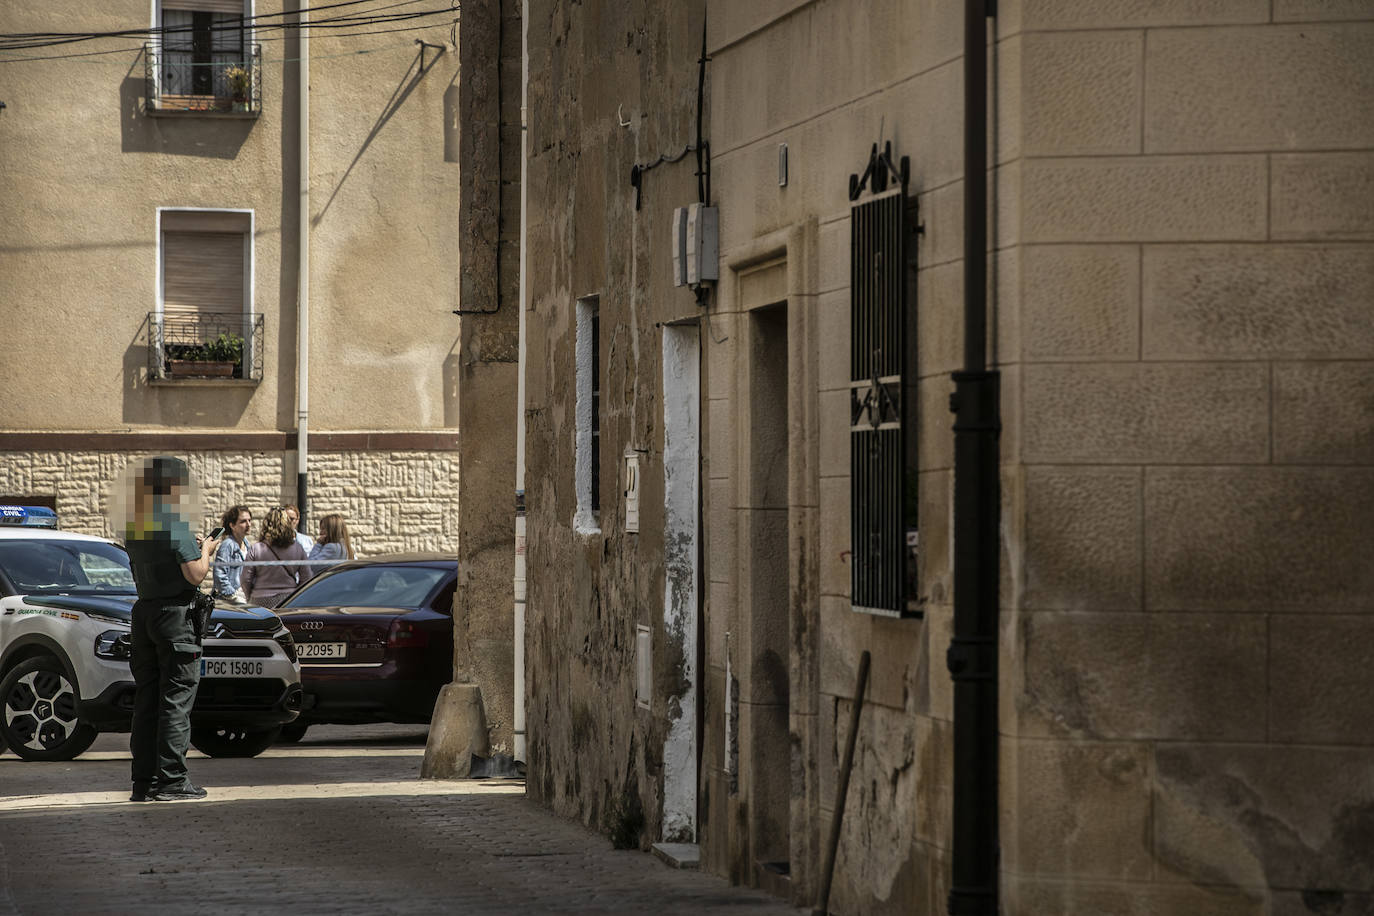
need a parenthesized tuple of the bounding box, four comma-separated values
(0, 727, 800, 915)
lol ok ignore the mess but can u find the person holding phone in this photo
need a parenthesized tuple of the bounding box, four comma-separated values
(241, 507, 307, 608)
(212, 505, 252, 604)
(119, 456, 222, 802)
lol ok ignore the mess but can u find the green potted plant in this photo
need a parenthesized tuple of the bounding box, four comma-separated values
(166, 332, 244, 379)
(225, 65, 251, 111)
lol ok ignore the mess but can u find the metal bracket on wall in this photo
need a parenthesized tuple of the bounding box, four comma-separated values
(415, 39, 445, 72)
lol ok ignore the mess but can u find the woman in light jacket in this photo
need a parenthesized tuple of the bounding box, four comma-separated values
(306, 513, 354, 578)
(241, 507, 307, 608)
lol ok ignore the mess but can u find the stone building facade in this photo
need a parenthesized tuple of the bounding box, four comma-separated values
(0, 2, 518, 750)
(518, 1, 1374, 913)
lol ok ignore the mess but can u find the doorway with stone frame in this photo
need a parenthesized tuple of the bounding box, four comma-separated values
(742, 296, 792, 895)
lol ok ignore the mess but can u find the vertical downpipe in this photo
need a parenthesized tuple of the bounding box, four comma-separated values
(296, 4, 311, 526)
(513, 0, 530, 765)
(947, 1, 1000, 914)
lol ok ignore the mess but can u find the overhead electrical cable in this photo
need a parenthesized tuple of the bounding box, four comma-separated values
(0, 19, 456, 64)
(0, 26, 448, 65)
(0, 0, 438, 44)
(0, 1, 456, 53)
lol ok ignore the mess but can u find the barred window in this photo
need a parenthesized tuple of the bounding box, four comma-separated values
(850, 184, 920, 617)
(159, 2, 248, 101)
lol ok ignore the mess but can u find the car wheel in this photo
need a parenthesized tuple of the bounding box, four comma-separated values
(190, 724, 282, 758)
(0, 656, 99, 762)
(277, 722, 309, 743)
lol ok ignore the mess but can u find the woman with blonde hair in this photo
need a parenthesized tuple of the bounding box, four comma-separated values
(241, 507, 307, 608)
(307, 513, 354, 578)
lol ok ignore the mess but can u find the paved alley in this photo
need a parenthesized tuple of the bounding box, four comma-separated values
(0, 727, 800, 915)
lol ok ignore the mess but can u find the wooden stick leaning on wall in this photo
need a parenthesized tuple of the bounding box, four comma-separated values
(814, 649, 872, 916)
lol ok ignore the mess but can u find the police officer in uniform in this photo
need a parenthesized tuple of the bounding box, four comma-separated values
(122, 457, 222, 802)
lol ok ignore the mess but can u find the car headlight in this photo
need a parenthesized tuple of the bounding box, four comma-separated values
(274, 627, 297, 663)
(94, 629, 132, 660)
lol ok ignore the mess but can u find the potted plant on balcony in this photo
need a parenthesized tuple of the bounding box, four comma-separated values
(166, 332, 244, 379)
(225, 65, 251, 112)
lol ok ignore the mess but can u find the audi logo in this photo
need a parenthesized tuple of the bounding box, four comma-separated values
(300, 621, 325, 630)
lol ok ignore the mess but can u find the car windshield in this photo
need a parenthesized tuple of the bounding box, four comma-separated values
(0, 539, 137, 596)
(280, 564, 449, 610)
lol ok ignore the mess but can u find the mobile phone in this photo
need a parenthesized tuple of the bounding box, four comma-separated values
(208, 526, 228, 539)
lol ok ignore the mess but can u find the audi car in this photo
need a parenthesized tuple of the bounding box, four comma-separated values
(274, 554, 455, 741)
(0, 509, 302, 760)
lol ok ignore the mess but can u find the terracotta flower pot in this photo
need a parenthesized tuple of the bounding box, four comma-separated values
(168, 360, 235, 379)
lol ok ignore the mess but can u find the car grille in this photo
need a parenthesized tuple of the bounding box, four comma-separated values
(194, 678, 286, 710)
(224, 624, 280, 639)
(203, 644, 272, 658)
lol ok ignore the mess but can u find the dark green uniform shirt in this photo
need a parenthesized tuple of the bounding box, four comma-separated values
(124, 511, 200, 600)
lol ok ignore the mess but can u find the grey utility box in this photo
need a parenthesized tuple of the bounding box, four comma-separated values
(671, 202, 719, 287)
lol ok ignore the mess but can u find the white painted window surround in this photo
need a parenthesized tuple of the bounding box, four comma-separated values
(574, 296, 600, 534)
(661, 323, 700, 843)
(155, 207, 255, 320)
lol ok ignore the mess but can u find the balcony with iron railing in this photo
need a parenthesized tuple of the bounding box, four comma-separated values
(144, 42, 263, 115)
(148, 308, 264, 383)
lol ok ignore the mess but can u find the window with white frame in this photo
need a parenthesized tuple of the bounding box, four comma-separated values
(574, 296, 601, 531)
(150, 1, 258, 112)
(154, 209, 261, 381)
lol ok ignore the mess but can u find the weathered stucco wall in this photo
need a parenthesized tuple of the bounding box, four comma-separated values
(0, 0, 461, 433)
(0, 0, 518, 748)
(522, 0, 707, 846)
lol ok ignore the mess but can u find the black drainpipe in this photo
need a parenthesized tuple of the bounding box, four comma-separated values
(947, 1, 1000, 914)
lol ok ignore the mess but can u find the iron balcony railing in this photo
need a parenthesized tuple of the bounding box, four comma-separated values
(144, 42, 262, 114)
(148, 308, 264, 382)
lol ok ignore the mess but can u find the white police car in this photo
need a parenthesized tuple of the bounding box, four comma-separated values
(0, 506, 302, 761)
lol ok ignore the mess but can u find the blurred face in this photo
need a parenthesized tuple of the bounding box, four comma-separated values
(285, 507, 300, 531)
(231, 510, 251, 542)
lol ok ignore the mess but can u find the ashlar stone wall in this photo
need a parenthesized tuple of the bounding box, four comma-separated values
(1002, 2, 1374, 912)
(0, 450, 460, 555)
(521, 0, 708, 850)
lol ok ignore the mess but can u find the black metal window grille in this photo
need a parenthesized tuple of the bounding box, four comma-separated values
(591, 309, 602, 513)
(144, 40, 262, 114)
(148, 308, 265, 382)
(850, 157, 920, 618)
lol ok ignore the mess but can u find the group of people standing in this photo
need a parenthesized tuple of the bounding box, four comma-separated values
(212, 503, 354, 608)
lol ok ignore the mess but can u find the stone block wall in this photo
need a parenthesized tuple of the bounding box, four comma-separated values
(0, 450, 460, 555)
(706, 0, 971, 909)
(521, 0, 706, 857)
(1003, 2, 1374, 912)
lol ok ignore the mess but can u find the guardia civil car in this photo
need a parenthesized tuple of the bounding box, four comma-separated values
(0, 508, 302, 761)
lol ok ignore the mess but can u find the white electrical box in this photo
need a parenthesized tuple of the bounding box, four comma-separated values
(672, 202, 718, 287)
(624, 449, 641, 533)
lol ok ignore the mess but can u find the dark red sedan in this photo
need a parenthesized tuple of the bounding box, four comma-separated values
(274, 554, 455, 741)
